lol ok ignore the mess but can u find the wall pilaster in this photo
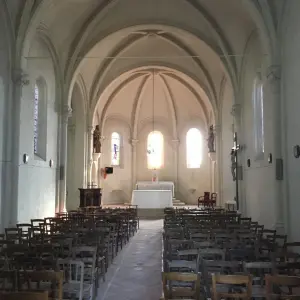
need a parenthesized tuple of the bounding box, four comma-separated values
(58, 105, 72, 212)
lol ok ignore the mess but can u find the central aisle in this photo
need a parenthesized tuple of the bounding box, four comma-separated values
(97, 220, 163, 300)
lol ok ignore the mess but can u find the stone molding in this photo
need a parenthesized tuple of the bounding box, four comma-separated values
(12, 69, 30, 86)
(231, 104, 241, 118)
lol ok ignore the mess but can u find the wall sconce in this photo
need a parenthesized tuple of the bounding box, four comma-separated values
(23, 154, 29, 164)
(268, 153, 273, 164)
(49, 159, 54, 168)
(294, 145, 300, 158)
(247, 159, 251, 168)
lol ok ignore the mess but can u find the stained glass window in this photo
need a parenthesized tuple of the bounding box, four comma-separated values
(34, 84, 39, 154)
(252, 77, 265, 156)
(111, 132, 120, 166)
(147, 131, 164, 169)
(186, 128, 203, 168)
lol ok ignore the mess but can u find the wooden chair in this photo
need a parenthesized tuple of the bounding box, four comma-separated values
(23, 270, 63, 300)
(162, 272, 201, 300)
(0, 291, 48, 300)
(265, 274, 300, 299)
(212, 274, 252, 299)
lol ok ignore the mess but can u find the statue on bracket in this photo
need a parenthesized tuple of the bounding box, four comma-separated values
(207, 125, 215, 153)
(93, 125, 101, 153)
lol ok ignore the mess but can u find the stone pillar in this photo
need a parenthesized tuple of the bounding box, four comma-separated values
(215, 124, 222, 206)
(208, 152, 217, 193)
(131, 139, 138, 190)
(266, 65, 284, 232)
(59, 105, 72, 213)
(87, 125, 94, 187)
(92, 153, 101, 187)
(231, 104, 242, 128)
(231, 104, 243, 210)
(172, 139, 180, 195)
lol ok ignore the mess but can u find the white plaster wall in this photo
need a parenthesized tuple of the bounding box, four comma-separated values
(17, 38, 59, 223)
(281, 0, 300, 240)
(101, 118, 132, 204)
(99, 69, 212, 205)
(240, 33, 276, 229)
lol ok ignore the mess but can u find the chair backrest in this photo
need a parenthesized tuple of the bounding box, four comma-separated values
(162, 272, 201, 300)
(212, 274, 252, 299)
(24, 270, 63, 300)
(265, 274, 300, 300)
(0, 291, 48, 300)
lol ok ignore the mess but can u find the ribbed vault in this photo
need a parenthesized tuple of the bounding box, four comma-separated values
(95, 66, 213, 140)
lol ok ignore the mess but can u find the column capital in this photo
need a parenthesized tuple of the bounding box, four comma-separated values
(12, 69, 30, 86)
(266, 65, 281, 94)
(62, 105, 72, 124)
(131, 139, 139, 147)
(87, 125, 94, 134)
(231, 104, 241, 118)
(266, 65, 281, 81)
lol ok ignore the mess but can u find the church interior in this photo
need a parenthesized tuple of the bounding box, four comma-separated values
(1, 0, 300, 299)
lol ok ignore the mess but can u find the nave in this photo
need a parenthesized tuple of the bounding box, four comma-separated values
(98, 220, 162, 300)
(0, 206, 300, 299)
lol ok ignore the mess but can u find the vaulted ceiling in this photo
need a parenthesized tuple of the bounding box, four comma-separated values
(18, 0, 277, 126)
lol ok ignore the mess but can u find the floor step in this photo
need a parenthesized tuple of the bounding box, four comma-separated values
(173, 199, 186, 206)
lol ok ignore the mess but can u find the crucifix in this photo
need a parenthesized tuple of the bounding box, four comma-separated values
(231, 132, 240, 210)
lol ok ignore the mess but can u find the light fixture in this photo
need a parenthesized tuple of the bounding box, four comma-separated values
(23, 154, 29, 164)
(49, 159, 54, 167)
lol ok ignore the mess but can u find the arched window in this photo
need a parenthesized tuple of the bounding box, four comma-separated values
(186, 128, 203, 168)
(252, 76, 265, 157)
(111, 132, 121, 166)
(33, 84, 39, 154)
(33, 79, 47, 160)
(147, 131, 164, 169)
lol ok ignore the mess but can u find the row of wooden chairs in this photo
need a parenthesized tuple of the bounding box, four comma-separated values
(0, 207, 139, 300)
(161, 207, 300, 299)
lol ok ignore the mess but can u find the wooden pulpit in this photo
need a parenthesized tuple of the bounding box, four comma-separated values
(78, 188, 102, 207)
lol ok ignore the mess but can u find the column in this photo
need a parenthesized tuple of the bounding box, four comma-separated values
(172, 139, 180, 195)
(92, 153, 101, 187)
(59, 105, 72, 213)
(231, 104, 243, 210)
(214, 124, 222, 206)
(266, 65, 284, 232)
(131, 139, 138, 190)
(231, 104, 242, 128)
(86, 125, 94, 187)
(208, 152, 217, 192)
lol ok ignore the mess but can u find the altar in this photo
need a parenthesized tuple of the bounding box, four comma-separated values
(135, 181, 175, 197)
(131, 190, 173, 209)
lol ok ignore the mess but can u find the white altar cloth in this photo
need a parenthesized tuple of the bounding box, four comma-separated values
(135, 181, 174, 197)
(131, 190, 173, 209)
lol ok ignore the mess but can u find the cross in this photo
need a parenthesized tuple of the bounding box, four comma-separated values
(231, 132, 240, 210)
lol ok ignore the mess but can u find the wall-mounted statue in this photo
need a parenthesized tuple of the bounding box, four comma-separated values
(207, 125, 215, 152)
(93, 125, 101, 153)
(230, 149, 236, 181)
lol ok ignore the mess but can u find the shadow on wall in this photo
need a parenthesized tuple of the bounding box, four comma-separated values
(177, 182, 199, 205)
(106, 188, 128, 205)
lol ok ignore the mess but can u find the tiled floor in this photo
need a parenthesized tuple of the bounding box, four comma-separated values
(97, 220, 163, 300)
